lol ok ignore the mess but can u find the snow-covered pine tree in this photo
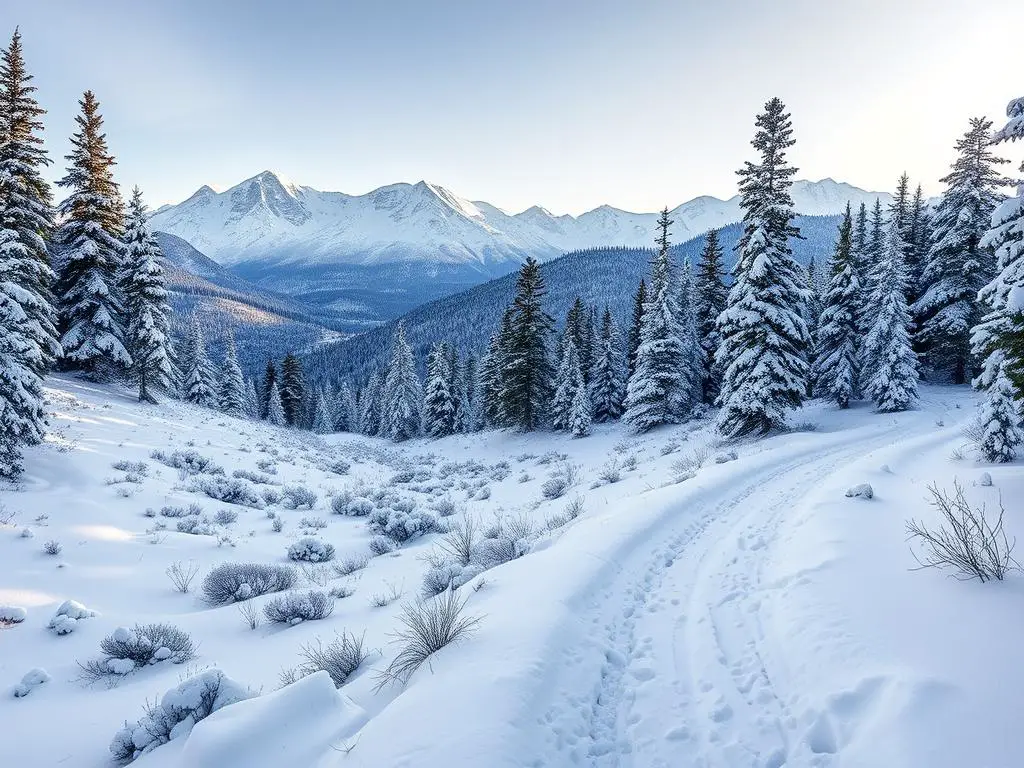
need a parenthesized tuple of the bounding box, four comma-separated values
(120, 187, 173, 403)
(423, 341, 457, 438)
(0, 29, 60, 477)
(568, 377, 592, 438)
(624, 208, 690, 432)
(591, 306, 624, 422)
(868, 198, 885, 274)
(265, 381, 287, 427)
(311, 388, 333, 434)
(552, 335, 589, 433)
(332, 381, 356, 432)
(915, 117, 1010, 383)
(455, 353, 475, 432)
(259, 360, 276, 419)
(907, 184, 932, 290)
(359, 369, 383, 436)
(580, 307, 597, 385)
(977, 357, 1022, 462)
(627, 279, 646, 379)
(381, 322, 422, 441)
(813, 205, 861, 408)
(179, 316, 215, 406)
(217, 332, 247, 418)
(715, 98, 809, 437)
(278, 353, 305, 426)
(677, 256, 704, 407)
(500, 257, 554, 431)
(694, 228, 727, 403)
(53, 91, 129, 379)
(862, 219, 919, 412)
(244, 377, 259, 419)
(973, 95, 1024, 395)
(890, 173, 912, 267)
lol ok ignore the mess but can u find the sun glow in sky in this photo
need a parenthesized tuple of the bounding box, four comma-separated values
(8, 0, 1023, 214)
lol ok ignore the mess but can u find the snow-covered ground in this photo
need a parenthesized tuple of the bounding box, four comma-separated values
(2, 377, 1021, 768)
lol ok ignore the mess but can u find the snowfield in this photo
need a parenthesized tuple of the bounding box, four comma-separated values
(1, 377, 1021, 768)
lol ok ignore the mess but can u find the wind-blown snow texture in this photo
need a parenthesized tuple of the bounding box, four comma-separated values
(2, 377, 1022, 768)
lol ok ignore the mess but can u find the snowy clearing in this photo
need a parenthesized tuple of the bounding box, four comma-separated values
(1, 377, 1021, 768)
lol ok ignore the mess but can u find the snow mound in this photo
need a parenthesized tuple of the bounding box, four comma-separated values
(133, 672, 366, 768)
(0, 605, 27, 624)
(978, 472, 993, 487)
(47, 599, 98, 635)
(12, 668, 50, 698)
(845, 483, 874, 499)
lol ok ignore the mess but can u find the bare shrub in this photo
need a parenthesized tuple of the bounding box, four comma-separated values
(370, 582, 403, 608)
(332, 555, 369, 577)
(598, 460, 622, 484)
(906, 481, 1017, 582)
(238, 600, 261, 630)
(299, 563, 332, 587)
(166, 560, 199, 593)
(541, 463, 579, 500)
(376, 591, 482, 688)
(112, 460, 149, 475)
(214, 509, 238, 525)
(232, 468, 274, 485)
(299, 516, 328, 531)
(202, 562, 297, 604)
(296, 632, 369, 687)
(328, 584, 355, 599)
(43, 539, 62, 556)
(438, 517, 478, 567)
(190, 476, 262, 507)
(82, 623, 195, 679)
(263, 590, 334, 624)
(672, 446, 711, 479)
(160, 503, 203, 518)
(150, 448, 223, 476)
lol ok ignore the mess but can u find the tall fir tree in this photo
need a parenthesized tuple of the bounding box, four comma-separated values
(803, 254, 823, 388)
(259, 360, 276, 419)
(479, 309, 513, 429)
(381, 321, 422, 441)
(311, 388, 333, 434)
(53, 91, 129, 379)
(179, 315, 214, 406)
(0, 29, 60, 477)
(217, 332, 247, 418)
(676, 256, 704, 406)
(813, 205, 861, 408)
(624, 208, 690, 431)
(244, 377, 259, 419)
(694, 228, 727, 403)
(120, 188, 173, 403)
(715, 98, 809, 437)
(552, 335, 589, 433)
(423, 341, 457, 438)
(906, 184, 932, 292)
(868, 198, 886, 276)
(455, 353, 475, 432)
(973, 95, 1024, 395)
(590, 307, 624, 422)
(627, 279, 647, 379)
(278, 352, 305, 427)
(332, 381, 356, 432)
(914, 117, 1010, 383)
(359, 369, 383, 436)
(500, 257, 554, 431)
(862, 219, 919, 412)
(265, 381, 286, 427)
(852, 201, 872, 348)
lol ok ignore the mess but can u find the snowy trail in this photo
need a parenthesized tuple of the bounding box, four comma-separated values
(526, 419, 941, 768)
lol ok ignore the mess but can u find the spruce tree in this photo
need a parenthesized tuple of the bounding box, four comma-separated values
(552, 335, 588, 433)
(455, 353, 475, 432)
(973, 95, 1024, 394)
(423, 341, 457, 438)
(179, 316, 215, 406)
(278, 352, 305, 426)
(977, 358, 1021, 463)
(54, 91, 129, 379)
(676, 256, 704, 406)
(217, 332, 247, 418)
(265, 381, 287, 427)
(259, 361, 276, 419)
(381, 322, 422, 441)
(500, 257, 554, 431)
(591, 307, 624, 422)
(907, 184, 932, 289)
(627, 279, 647, 379)
(862, 220, 919, 412)
(852, 201, 872, 345)
(244, 377, 259, 419)
(694, 228, 727, 403)
(359, 369, 383, 436)
(915, 117, 1010, 383)
(120, 188, 173, 403)
(624, 208, 690, 431)
(568, 379, 592, 438)
(332, 381, 356, 432)
(813, 205, 861, 408)
(312, 389, 333, 434)
(868, 198, 885, 276)
(716, 98, 809, 437)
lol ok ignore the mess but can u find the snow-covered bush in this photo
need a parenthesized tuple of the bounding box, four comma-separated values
(377, 590, 482, 687)
(845, 483, 874, 499)
(541, 463, 579, 500)
(294, 632, 368, 687)
(474, 485, 491, 500)
(82, 623, 195, 679)
(367, 505, 439, 544)
(332, 555, 369, 577)
(214, 509, 238, 525)
(368, 535, 398, 556)
(287, 537, 335, 563)
(159, 503, 203, 518)
(202, 562, 298, 605)
(190, 476, 262, 508)
(389, 468, 415, 485)
(324, 459, 350, 475)
(338, 496, 372, 516)
(12, 668, 50, 698)
(432, 497, 457, 517)
(263, 590, 334, 624)
(0, 605, 27, 625)
(47, 599, 97, 635)
(421, 562, 483, 598)
(299, 516, 328, 531)
(598, 460, 622, 484)
(109, 668, 252, 763)
(43, 539, 62, 555)
(261, 487, 282, 506)
(714, 450, 739, 464)
(175, 517, 216, 536)
(979, 472, 993, 487)
(281, 485, 317, 510)
(232, 468, 274, 485)
(150, 449, 224, 476)
(476, 515, 533, 569)
(272, 517, 284, 533)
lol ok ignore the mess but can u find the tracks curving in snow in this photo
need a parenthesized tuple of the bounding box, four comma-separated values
(527, 423, 928, 768)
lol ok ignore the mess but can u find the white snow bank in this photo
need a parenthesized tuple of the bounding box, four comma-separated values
(132, 671, 366, 768)
(47, 599, 97, 635)
(12, 668, 50, 698)
(0, 605, 27, 623)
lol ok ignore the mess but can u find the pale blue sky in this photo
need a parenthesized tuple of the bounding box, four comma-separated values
(6, 0, 1022, 214)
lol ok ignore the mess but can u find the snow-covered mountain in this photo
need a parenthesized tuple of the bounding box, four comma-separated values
(150, 172, 890, 269)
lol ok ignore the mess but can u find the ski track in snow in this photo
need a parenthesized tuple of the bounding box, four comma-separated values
(531, 425, 921, 768)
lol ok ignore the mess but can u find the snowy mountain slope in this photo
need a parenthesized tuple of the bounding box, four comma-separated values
(303, 214, 844, 384)
(4, 377, 1019, 768)
(150, 173, 889, 271)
